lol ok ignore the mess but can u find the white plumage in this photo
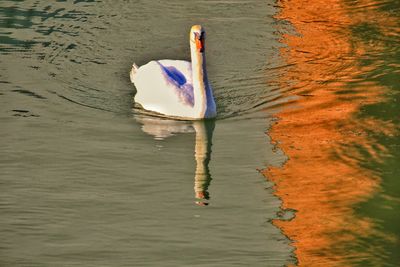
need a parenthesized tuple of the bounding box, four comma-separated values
(130, 25, 216, 120)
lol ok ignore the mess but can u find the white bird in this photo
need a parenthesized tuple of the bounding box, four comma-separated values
(130, 25, 217, 120)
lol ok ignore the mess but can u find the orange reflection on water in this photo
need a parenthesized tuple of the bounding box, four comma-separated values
(264, 0, 397, 266)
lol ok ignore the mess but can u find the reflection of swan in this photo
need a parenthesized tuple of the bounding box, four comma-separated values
(135, 115, 194, 140)
(193, 120, 215, 206)
(130, 25, 216, 120)
(135, 116, 215, 205)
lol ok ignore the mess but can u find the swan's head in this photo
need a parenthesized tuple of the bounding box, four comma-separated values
(190, 25, 205, 53)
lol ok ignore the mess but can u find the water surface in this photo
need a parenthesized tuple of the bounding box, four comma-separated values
(1, 0, 293, 266)
(1, 0, 399, 266)
(265, 0, 400, 266)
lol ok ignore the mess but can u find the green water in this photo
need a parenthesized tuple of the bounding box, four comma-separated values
(345, 2, 400, 264)
(0, 0, 293, 266)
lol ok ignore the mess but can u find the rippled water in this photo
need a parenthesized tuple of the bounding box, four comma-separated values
(1, 1, 293, 266)
(266, 0, 400, 266)
(1, 0, 399, 266)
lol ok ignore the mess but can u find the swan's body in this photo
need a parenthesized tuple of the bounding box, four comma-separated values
(130, 25, 216, 120)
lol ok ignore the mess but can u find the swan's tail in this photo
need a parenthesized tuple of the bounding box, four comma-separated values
(130, 63, 139, 83)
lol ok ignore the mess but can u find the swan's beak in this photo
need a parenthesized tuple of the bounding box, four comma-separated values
(196, 38, 204, 53)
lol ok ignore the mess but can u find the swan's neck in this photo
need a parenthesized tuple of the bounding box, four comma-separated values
(190, 47, 210, 117)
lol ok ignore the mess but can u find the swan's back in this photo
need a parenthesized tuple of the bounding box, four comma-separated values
(132, 60, 197, 118)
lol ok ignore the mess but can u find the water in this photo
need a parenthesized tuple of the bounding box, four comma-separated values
(0, 0, 399, 266)
(265, 0, 400, 266)
(0, 1, 292, 266)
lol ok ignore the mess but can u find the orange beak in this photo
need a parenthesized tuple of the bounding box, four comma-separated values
(196, 38, 204, 52)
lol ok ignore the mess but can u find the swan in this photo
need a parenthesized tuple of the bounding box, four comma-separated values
(130, 25, 216, 120)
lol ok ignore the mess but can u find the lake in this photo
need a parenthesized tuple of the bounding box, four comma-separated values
(1, 0, 399, 266)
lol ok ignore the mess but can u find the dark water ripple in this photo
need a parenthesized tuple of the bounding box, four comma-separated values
(1, 0, 285, 118)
